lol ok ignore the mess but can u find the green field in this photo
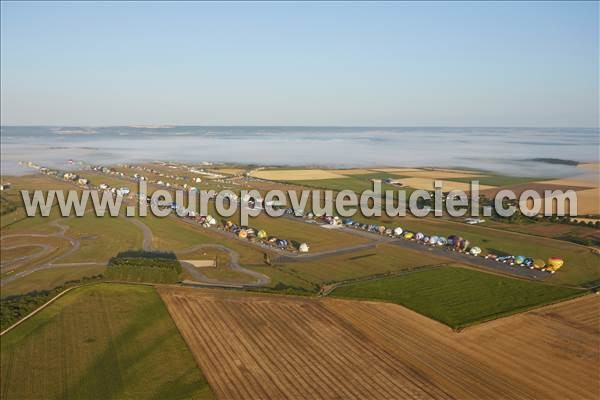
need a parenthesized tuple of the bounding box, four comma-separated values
(61, 214, 144, 263)
(347, 214, 600, 287)
(1, 265, 106, 297)
(273, 244, 447, 287)
(445, 175, 544, 187)
(105, 265, 180, 283)
(1, 284, 213, 400)
(332, 266, 585, 328)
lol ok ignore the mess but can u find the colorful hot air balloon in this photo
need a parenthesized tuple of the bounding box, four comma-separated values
(257, 230, 268, 239)
(546, 257, 564, 273)
(429, 236, 439, 245)
(437, 237, 447, 246)
(515, 255, 526, 265)
(533, 259, 546, 269)
(447, 235, 457, 246)
(404, 232, 414, 239)
(238, 229, 248, 239)
(415, 232, 425, 241)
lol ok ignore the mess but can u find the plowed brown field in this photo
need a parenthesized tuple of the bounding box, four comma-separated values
(158, 287, 599, 400)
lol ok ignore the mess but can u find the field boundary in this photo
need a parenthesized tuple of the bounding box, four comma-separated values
(0, 280, 160, 336)
(328, 274, 589, 331)
(0, 285, 78, 336)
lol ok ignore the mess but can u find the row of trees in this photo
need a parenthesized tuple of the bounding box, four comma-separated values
(0, 275, 103, 331)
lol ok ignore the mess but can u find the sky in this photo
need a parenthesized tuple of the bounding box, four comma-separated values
(1, 1, 598, 127)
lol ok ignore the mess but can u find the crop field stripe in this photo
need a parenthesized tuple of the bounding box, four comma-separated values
(172, 296, 246, 399)
(234, 302, 333, 399)
(184, 296, 276, 399)
(269, 303, 378, 398)
(159, 288, 472, 400)
(240, 302, 338, 398)
(325, 296, 599, 399)
(242, 302, 352, 399)
(326, 301, 511, 399)
(304, 301, 450, 400)
(173, 296, 253, 399)
(202, 298, 290, 399)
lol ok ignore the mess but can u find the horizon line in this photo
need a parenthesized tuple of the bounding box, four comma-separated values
(1, 124, 598, 129)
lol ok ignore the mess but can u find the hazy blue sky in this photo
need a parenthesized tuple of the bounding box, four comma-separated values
(1, 1, 598, 126)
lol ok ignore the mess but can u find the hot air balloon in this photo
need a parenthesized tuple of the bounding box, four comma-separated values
(378, 225, 386, 234)
(470, 246, 482, 256)
(404, 232, 414, 239)
(415, 232, 425, 241)
(437, 237, 447, 246)
(423, 236, 430, 243)
(447, 235, 457, 246)
(515, 255, 526, 265)
(298, 243, 309, 253)
(393, 227, 403, 236)
(238, 229, 248, 239)
(257, 230, 268, 239)
(546, 257, 564, 273)
(429, 236, 439, 245)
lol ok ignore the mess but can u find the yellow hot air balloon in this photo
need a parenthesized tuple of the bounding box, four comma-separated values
(546, 257, 564, 272)
(533, 259, 546, 270)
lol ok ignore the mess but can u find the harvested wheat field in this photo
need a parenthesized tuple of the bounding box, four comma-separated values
(159, 287, 599, 400)
(251, 169, 348, 181)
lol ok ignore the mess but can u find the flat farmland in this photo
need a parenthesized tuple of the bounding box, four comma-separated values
(331, 266, 584, 328)
(159, 287, 451, 399)
(160, 287, 599, 400)
(1, 284, 213, 400)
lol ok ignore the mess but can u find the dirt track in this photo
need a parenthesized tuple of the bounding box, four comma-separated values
(0, 219, 93, 285)
(159, 287, 599, 400)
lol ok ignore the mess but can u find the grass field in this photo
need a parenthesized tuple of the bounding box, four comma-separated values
(276, 244, 447, 286)
(446, 174, 544, 187)
(331, 266, 585, 328)
(349, 214, 600, 287)
(0, 284, 213, 400)
(61, 214, 144, 263)
(138, 214, 266, 265)
(105, 266, 180, 283)
(1, 265, 106, 297)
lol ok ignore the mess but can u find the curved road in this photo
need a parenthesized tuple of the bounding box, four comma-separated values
(0, 218, 104, 286)
(125, 218, 271, 287)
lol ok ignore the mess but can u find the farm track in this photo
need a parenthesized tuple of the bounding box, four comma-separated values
(160, 287, 600, 400)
